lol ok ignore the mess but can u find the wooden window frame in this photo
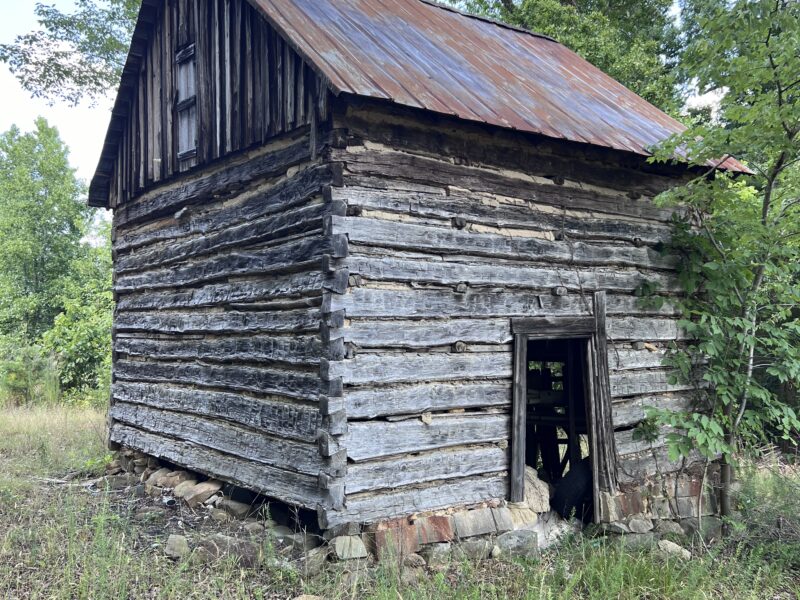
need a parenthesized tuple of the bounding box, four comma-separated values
(175, 43, 198, 161)
(510, 291, 618, 522)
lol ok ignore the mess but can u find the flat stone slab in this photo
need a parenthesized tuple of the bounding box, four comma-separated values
(185, 480, 223, 508)
(496, 530, 539, 559)
(453, 507, 497, 539)
(331, 536, 368, 561)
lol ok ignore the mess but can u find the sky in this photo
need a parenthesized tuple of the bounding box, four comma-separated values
(0, 1, 113, 184)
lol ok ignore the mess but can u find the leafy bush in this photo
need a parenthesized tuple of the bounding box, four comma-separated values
(0, 337, 60, 407)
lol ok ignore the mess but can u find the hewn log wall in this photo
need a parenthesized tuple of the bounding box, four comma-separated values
(319, 102, 699, 527)
(102, 0, 326, 208)
(109, 126, 349, 512)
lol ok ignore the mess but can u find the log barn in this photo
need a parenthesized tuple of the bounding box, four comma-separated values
(90, 0, 744, 530)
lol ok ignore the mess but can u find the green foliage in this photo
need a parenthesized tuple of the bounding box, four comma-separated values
(42, 221, 113, 403)
(0, 338, 60, 407)
(0, 0, 139, 105)
(650, 0, 800, 464)
(452, 0, 684, 113)
(0, 119, 112, 407)
(0, 118, 88, 339)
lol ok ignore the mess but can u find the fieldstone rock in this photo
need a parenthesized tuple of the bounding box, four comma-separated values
(165, 534, 190, 560)
(243, 522, 266, 536)
(173, 479, 199, 499)
(415, 515, 454, 544)
(195, 534, 262, 568)
(323, 522, 361, 541)
(618, 533, 656, 550)
(602, 521, 631, 535)
(491, 545, 501, 559)
(492, 507, 514, 533)
(533, 511, 580, 549)
(404, 553, 426, 568)
(331, 536, 368, 561)
(496, 530, 539, 559)
(657, 539, 692, 561)
(508, 504, 539, 531)
(681, 516, 723, 542)
(160, 471, 194, 489)
(456, 538, 492, 560)
(628, 516, 654, 534)
(453, 508, 497, 539)
(420, 542, 452, 569)
(302, 546, 329, 576)
(654, 520, 685, 536)
(218, 497, 253, 519)
(524, 467, 551, 513)
(185, 480, 223, 508)
(210, 508, 231, 523)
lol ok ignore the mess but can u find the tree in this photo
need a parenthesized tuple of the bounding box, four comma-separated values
(452, 0, 685, 113)
(650, 0, 800, 529)
(0, 0, 139, 105)
(0, 118, 89, 339)
(43, 220, 113, 399)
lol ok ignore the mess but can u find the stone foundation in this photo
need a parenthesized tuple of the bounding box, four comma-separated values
(109, 447, 720, 569)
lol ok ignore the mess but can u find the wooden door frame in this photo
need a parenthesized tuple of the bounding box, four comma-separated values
(510, 291, 618, 522)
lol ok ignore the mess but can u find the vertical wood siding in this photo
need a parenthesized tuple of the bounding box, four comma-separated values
(106, 0, 325, 208)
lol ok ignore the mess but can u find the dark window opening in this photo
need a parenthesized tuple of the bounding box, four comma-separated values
(176, 43, 197, 160)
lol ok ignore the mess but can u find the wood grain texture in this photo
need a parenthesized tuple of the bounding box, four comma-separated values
(113, 381, 322, 442)
(347, 445, 508, 494)
(110, 423, 325, 508)
(110, 401, 329, 475)
(345, 413, 509, 461)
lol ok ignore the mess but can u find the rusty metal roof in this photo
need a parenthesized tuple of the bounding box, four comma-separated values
(250, 0, 744, 170)
(89, 0, 746, 206)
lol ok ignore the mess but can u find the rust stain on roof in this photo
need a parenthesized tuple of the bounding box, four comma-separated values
(249, 0, 745, 170)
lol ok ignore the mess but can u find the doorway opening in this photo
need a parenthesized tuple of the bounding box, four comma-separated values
(526, 338, 593, 522)
(510, 292, 618, 524)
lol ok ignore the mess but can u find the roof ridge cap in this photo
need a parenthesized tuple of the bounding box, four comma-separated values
(417, 0, 558, 43)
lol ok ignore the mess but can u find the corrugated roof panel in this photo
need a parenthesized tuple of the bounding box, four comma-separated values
(251, 0, 697, 157)
(90, 0, 749, 206)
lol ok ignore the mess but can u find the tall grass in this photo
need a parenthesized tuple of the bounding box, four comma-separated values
(0, 406, 797, 599)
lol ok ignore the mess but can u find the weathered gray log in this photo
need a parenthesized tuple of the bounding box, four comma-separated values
(110, 423, 325, 508)
(115, 359, 324, 400)
(116, 131, 314, 226)
(608, 347, 669, 371)
(345, 413, 510, 461)
(323, 473, 507, 528)
(323, 352, 512, 386)
(332, 217, 677, 270)
(117, 201, 342, 273)
(333, 186, 673, 245)
(115, 235, 343, 291)
(347, 445, 508, 494)
(113, 381, 322, 441)
(343, 103, 682, 197)
(114, 334, 323, 365)
(331, 318, 512, 349)
(612, 393, 693, 428)
(116, 275, 328, 312)
(610, 370, 691, 398)
(344, 381, 511, 419)
(326, 288, 679, 319)
(332, 146, 678, 221)
(111, 401, 330, 475)
(116, 162, 338, 253)
(115, 307, 323, 334)
(608, 317, 686, 341)
(344, 255, 680, 293)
